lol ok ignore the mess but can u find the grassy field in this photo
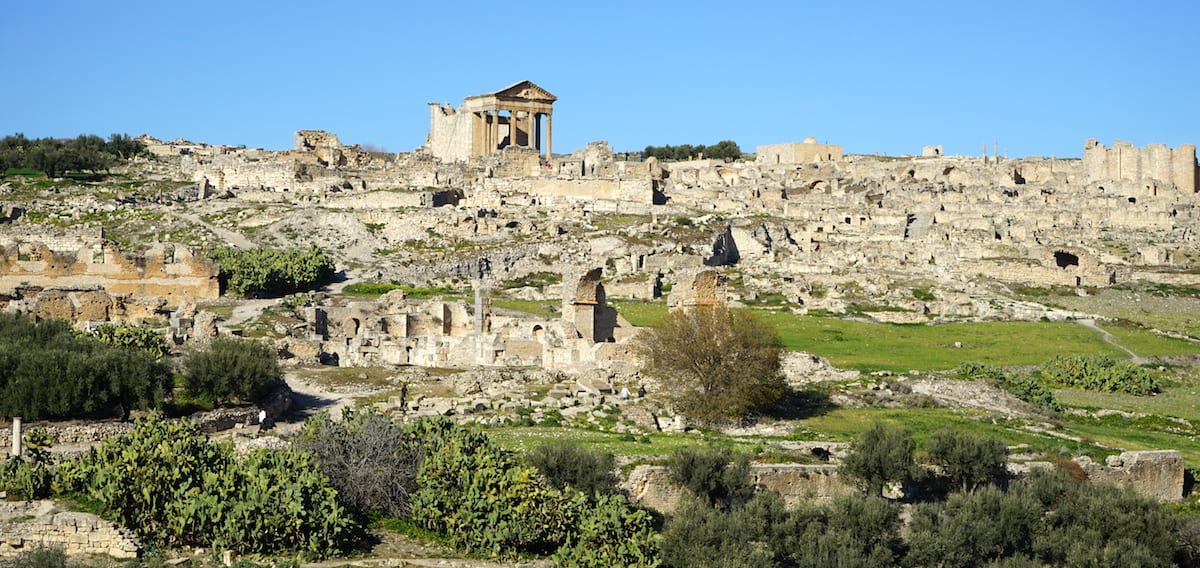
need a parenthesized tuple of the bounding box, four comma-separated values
(484, 425, 764, 459)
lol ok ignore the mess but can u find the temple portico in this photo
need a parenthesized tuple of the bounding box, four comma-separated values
(427, 80, 556, 163)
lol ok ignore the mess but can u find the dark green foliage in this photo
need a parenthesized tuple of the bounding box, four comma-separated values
(780, 494, 903, 568)
(661, 493, 782, 568)
(405, 418, 658, 564)
(526, 439, 618, 496)
(643, 140, 742, 161)
(911, 287, 936, 302)
(297, 409, 421, 517)
(926, 428, 1009, 493)
(406, 418, 578, 556)
(956, 362, 1061, 412)
(0, 313, 173, 420)
(208, 246, 336, 298)
(84, 322, 170, 358)
(1040, 354, 1160, 395)
(54, 414, 357, 556)
(635, 306, 786, 425)
(666, 447, 753, 507)
(552, 492, 661, 568)
(183, 336, 281, 405)
(906, 469, 1178, 568)
(0, 132, 145, 178)
(0, 427, 56, 500)
(839, 421, 918, 497)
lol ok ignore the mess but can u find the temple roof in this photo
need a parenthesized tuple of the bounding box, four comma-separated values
(469, 80, 557, 104)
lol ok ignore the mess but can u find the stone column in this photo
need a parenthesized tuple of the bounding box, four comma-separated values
(545, 113, 553, 161)
(10, 417, 20, 457)
(489, 111, 498, 151)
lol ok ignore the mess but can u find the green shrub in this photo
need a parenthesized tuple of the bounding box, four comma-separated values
(297, 409, 421, 517)
(1040, 354, 1159, 395)
(926, 428, 1009, 493)
(666, 447, 753, 508)
(838, 422, 917, 497)
(0, 313, 173, 420)
(183, 336, 281, 405)
(209, 246, 336, 298)
(84, 322, 170, 358)
(552, 492, 660, 568)
(957, 362, 1061, 412)
(0, 547, 72, 568)
(526, 440, 618, 496)
(406, 418, 578, 556)
(54, 414, 357, 557)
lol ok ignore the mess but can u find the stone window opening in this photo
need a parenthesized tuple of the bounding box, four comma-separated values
(1128, 197, 1137, 204)
(1054, 251, 1080, 269)
(162, 245, 175, 264)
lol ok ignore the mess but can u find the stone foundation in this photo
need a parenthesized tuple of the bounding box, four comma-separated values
(0, 501, 140, 559)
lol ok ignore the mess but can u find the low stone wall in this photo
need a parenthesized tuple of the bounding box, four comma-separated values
(623, 464, 856, 513)
(1076, 450, 1185, 502)
(0, 501, 140, 559)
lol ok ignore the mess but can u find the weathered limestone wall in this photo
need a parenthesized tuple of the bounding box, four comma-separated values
(0, 286, 167, 324)
(0, 241, 219, 304)
(427, 103, 474, 164)
(757, 139, 844, 164)
(623, 464, 856, 513)
(1084, 139, 1198, 193)
(0, 502, 140, 559)
(1076, 450, 1185, 502)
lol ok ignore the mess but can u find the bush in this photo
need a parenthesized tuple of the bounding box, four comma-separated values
(209, 246, 336, 298)
(183, 336, 281, 405)
(666, 447, 753, 508)
(297, 409, 421, 517)
(926, 428, 1009, 493)
(54, 414, 357, 556)
(405, 418, 658, 564)
(634, 306, 786, 425)
(0, 547, 73, 568)
(906, 469, 1178, 567)
(957, 362, 1061, 412)
(780, 494, 903, 568)
(838, 422, 917, 497)
(0, 313, 173, 420)
(660, 493, 781, 568)
(84, 322, 170, 358)
(526, 440, 618, 496)
(1040, 354, 1159, 395)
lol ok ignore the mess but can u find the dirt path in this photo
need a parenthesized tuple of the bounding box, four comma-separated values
(174, 210, 258, 249)
(1076, 318, 1149, 364)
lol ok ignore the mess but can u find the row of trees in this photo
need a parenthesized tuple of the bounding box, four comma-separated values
(0, 315, 283, 420)
(659, 426, 1185, 567)
(643, 140, 742, 162)
(0, 133, 146, 178)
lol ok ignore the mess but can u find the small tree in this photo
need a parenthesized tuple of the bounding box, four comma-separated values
(526, 440, 618, 496)
(635, 306, 786, 425)
(666, 446, 754, 508)
(183, 336, 281, 405)
(297, 409, 421, 517)
(926, 428, 1009, 493)
(839, 422, 917, 498)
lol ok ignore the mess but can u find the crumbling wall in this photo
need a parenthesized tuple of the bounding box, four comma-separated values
(623, 464, 855, 513)
(1084, 139, 1197, 193)
(1076, 450, 1185, 502)
(0, 502, 140, 559)
(0, 241, 218, 305)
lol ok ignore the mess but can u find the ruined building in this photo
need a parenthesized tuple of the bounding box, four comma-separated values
(427, 80, 557, 163)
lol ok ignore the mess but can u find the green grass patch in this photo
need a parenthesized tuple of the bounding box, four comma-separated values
(342, 282, 463, 299)
(484, 425, 761, 458)
(759, 314, 1129, 372)
(491, 299, 559, 317)
(794, 407, 1110, 461)
(611, 300, 668, 327)
(1097, 323, 1200, 358)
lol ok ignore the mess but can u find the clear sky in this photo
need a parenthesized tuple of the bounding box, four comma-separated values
(2, 1, 1197, 158)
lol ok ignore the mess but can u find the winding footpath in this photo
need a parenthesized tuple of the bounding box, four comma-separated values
(1075, 318, 1149, 364)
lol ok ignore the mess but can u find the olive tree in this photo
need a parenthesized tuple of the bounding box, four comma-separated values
(634, 305, 786, 425)
(839, 422, 918, 498)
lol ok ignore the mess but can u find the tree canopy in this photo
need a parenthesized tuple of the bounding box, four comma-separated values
(208, 245, 337, 298)
(642, 140, 742, 162)
(634, 305, 786, 425)
(0, 133, 146, 177)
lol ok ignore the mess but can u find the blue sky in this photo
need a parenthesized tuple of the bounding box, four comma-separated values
(2, 1, 1197, 158)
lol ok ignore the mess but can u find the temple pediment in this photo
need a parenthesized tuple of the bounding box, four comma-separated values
(485, 80, 557, 103)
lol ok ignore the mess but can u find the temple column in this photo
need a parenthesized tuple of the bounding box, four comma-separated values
(545, 113, 552, 160)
